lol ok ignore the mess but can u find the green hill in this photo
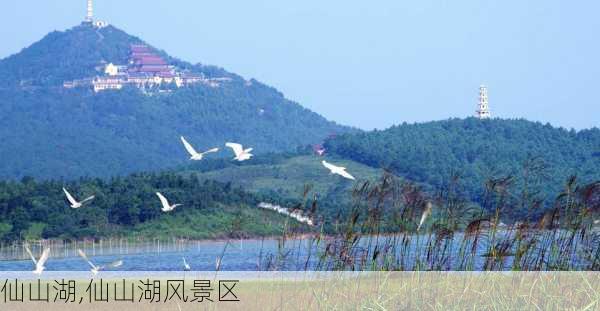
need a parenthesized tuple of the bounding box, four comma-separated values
(173, 153, 401, 228)
(180, 154, 386, 206)
(0, 172, 305, 241)
(0, 24, 352, 179)
(0, 153, 397, 241)
(324, 118, 600, 218)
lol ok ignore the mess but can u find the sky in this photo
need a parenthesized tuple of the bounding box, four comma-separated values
(1, 0, 598, 130)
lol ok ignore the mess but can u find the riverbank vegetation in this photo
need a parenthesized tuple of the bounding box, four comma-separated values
(264, 171, 599, 271)
(0, 157, 598, 270)
(0, 173, 301, 241)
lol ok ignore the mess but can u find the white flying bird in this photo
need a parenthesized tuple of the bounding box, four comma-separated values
(180, 136, 219, 160)
(77, 249, 123, 275)
(182, 257, 191, 271)
(25, 245, 50, 275)
(63, 187, 95, 208)
(322, 160, 356, 180)
(156, 192, 182, 212)
(225, 142, 253, 161)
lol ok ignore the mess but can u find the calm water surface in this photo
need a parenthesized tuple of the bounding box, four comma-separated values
(0, 232, 593, 272)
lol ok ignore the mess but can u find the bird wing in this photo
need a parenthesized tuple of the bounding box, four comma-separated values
(244, 148, 253, 154)
(156, 192, 170, 209)
(37, 248, 50, 269)
(24, 245, 37, 265)
(78, 249, 97, 270)
(202, 148, 220, 154)
(322, 160, 336, 172)
(180, 136, 199, 156)
(225, 142, 243, 156)
(63, 188, 79, 205)
(339, 169, 356, 180)
(108, 260, 123, 268)
(80, 195, 95, 204)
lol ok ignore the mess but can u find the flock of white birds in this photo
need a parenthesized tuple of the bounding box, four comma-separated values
(25, 136, 359, 274)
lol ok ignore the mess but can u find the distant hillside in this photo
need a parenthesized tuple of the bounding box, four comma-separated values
(179, 154, 387, 212)
(324, 118, 600, 217)
(0, 172, 303, 241)
(0, 24, 351, 179)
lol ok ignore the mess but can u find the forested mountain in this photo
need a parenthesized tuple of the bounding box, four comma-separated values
(0, 24, 351, 179)
(0, 173, 303, 241)
(324, 118, 600, 215)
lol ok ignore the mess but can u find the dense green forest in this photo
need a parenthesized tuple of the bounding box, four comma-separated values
(0, 173, 308, 241)
(324, 118, 600, 217)
(0, 24, 351, 179)
(0, 148, 596, 242)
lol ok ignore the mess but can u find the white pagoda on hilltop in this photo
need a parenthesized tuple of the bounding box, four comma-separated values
(476, 85, 491, 119)
(83, 0, 108, 28)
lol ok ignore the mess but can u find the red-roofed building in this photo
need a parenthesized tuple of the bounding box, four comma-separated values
(63, 43, 231, 92)
(130, 44, 152, 53)
(132, 56, 167, 65)
(128, 44, 172, 75)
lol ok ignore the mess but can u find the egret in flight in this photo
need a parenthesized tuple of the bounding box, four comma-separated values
(322, 160, 356, 180)
(156, 192, 182, 212)
(78, 249, 123, 275)
(180, 136, 219, 160)
(63, 187, 95, 208)
(225, 142, 253, 161)
(25, 245, 50, 275)
(183, 257, 191, 271)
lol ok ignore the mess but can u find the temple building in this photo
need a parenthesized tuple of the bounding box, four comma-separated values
(64, 1, 229, 93)
(64, 44, 230, 93)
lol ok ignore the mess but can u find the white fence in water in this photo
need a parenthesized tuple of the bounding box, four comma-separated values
(0, 238, 198, 261)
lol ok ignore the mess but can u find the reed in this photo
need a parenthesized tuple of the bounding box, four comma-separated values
(263, 170, 599, 271)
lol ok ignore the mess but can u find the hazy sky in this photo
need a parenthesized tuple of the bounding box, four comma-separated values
(1, 0, 598, 130)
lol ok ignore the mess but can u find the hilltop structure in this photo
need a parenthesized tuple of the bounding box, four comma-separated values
(85, 0, 93, 23)
(476, 85, 491, 119)
(64, 44, 229, 92)
(62, 1, 231, 93)
(83, 0, 108, 29)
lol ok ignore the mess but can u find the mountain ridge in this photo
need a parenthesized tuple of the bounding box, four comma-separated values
(324, 117, 600, 217)
(0, 24, 354, 179)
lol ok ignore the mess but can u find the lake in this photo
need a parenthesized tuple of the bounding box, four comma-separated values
(0, 231, 595, 272)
